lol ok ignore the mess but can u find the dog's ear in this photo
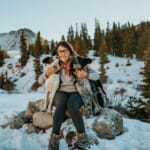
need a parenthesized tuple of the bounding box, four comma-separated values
(42, 57, 54, 64)
(85, 57, 92, 64)
(77, 56, 92, 68)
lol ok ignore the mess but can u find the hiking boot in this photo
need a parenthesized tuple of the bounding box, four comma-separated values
(47, 133, 60, 150)
(71, 132, 91, 150)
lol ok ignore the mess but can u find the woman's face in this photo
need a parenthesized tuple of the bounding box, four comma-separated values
(57, 45, 71, 63)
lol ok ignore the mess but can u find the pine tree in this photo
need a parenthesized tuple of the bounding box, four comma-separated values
(131, 24, 138, 55)
(99, 36, 108, 83)
(74, 30, 87, 57)
(43, 40, 50, 54)
(74, 23, 80, 54)
(80, 23, 88, 49)
(20, 29, 28, 67)
(74, 35, 82, 56)
(141, 41, 150, 99)
(75, 22, 79, 40)
(35, 32, 43, 56)
(61, 35, 65, 41)
(74, 25, 80, 55)
(136, 31, 148, 60)
(33, 32, 43, 82)
(106, 21, 113, 54)
(0, 73, 4, 88)
(32, 55, 43, 90)
(0, 46, 4, 67)
(80, 22, 92, 55)
(0, 46, 9, 67)
(87, 35, 92, 50)
(79, 38, 87, 57)
(33, 57, 43, 81)
(3, 50, 9, 58)
(136, 22, 150, 60)
(111, 22, 123, 57)
(122, 23, 137, 58)
(94, 18, 103, 56)
(67, 25, 75, 47)
(50, 39, 55, 55)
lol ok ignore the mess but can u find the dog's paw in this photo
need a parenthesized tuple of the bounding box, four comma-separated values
(47, 110, 53, 115)
(40, 108, 47, 112)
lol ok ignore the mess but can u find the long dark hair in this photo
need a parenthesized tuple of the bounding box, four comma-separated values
(52, 41, 79, 56)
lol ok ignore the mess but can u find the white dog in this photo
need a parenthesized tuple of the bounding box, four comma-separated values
(38, 56, 61, 113)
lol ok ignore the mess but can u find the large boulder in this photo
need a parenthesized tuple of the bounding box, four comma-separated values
(92, 108, 123, 139)
(25, 99, 44, 120)
(33, 112, 53, 129)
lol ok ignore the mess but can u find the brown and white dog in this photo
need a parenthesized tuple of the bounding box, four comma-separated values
(41, 56, 61, 113)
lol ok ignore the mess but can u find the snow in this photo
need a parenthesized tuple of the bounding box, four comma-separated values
(87, 51, 145, 108)
(0, 50, 145, 101)
(0, 94, 150, 150)
(0, 50, 149, 150)
(7, 50, 21, 58)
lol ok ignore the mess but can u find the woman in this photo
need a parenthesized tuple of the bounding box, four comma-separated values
(40, 41, 100, 150)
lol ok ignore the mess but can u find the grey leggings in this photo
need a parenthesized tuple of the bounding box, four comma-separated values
(52, 91, 85, 134)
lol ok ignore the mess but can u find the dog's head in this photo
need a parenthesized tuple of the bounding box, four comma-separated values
(42, 56, 60, 70)
(71, 56, 92, 70)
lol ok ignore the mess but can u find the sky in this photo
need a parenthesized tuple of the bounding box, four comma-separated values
(0, 0, 150, 41)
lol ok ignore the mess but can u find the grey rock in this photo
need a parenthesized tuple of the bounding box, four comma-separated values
(1, 116, 25, 129)
(25, 99, 44, 120)
(92, 108, 123, 139)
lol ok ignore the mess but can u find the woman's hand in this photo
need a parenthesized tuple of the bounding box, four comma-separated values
(45, 66, 57, 77)
(73, 69, 89, 79)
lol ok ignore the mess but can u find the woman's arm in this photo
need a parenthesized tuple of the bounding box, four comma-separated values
(38, 66, 57, 84)
(38, 72, 47, 85)
(73, 64, 100, 80)
(73, 69, 89, 79)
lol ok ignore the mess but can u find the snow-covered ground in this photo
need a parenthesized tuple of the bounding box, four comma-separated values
(1, 51, 145, 100)
(0, 93, 150, 150)
(0, 50, 149, 150)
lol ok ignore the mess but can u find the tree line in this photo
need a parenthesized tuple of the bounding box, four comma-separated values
(17, 20, 150, 98)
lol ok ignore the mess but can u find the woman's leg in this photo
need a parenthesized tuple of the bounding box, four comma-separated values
(67, 92, 85, 133)
(52, 91, 68, 134)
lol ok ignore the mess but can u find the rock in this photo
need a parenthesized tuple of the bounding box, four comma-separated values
(0, 122, 10, 129)
(1, 116, 25, 129)
(25, 99, 44, 120)
(92, 108, 123, 139)
(25, 123, 41, 134)
(0, 111, 29, 129)
(17, 111, 26, 119)
(10, 117, 25, 129)
(33, 112, 53, 129)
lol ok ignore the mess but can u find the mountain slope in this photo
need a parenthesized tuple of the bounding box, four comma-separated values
(0, 28, 38, 50)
